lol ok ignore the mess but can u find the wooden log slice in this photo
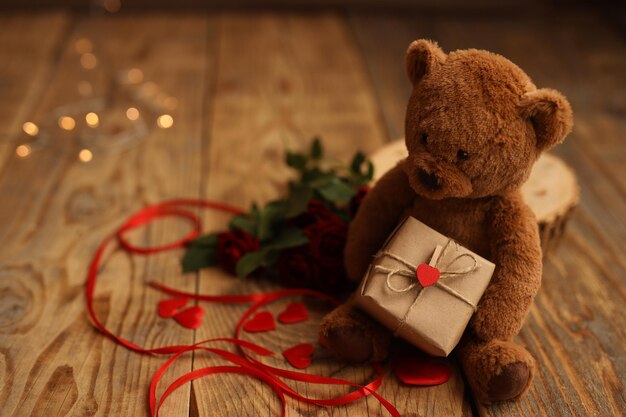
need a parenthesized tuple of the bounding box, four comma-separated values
(369, 139, 579, 255)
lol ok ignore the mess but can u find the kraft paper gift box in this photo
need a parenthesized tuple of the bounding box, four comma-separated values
(354, 216, 496, 357)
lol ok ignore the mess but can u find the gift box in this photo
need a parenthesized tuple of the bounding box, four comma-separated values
(354, 216, 496, 357)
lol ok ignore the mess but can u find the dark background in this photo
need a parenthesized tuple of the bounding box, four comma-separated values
(2, 1, 624, 38)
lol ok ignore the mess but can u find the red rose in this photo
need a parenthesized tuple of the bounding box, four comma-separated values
(288, 199, 336, 228)
(216, 228, 260, 275)
(307, 199, 336, 220)
(348, 185, 370, 218)
(276, 246, 349, 292)
(275, 246, 319, 288)
(304, 216, 348, 270)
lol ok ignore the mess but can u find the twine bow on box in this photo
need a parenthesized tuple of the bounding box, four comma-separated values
(372, 240, 479, 335)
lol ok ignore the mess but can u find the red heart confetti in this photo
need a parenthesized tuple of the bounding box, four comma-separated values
(158, 297, 189, 318)
(243, 311, 276, 333)
(392, 354, 452, 386)
(277, 302, 309, 324)
(282, 343, 314, 369)
(173, 306, 205, 329)
(416, 263, 441, 287)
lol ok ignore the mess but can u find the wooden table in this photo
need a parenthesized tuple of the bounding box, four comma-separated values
(0, 8, 624, 417)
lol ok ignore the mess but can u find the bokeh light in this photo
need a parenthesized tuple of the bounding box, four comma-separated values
(126, 107, 140, 121)
(79, 149, 93, 162)
(75, 38, 93, 54)
(16, 144, 32, 158)
(58, 116, 76, 130)
(85, 112, 99, 127)
(157, 114, 174, 129)
(22, 122, 39, 136)
(80, 53, 97, 70)
(163, 96, 179, 110)
(103, 0, 121, 13)
(127, 68, 144, 84)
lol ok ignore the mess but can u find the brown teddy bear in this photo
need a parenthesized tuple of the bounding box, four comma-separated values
(319, 39, 573, 404)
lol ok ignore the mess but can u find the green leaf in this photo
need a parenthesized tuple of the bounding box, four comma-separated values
(300, 167, 323, 184)
(182, 246, 216, 273)
(286, 152, 307, 171)
(350, 152, 366, 176)
(235, 228, 308, 278)
(318, 179, 356, 202)
(235, 250, 267, 278)
(187, 233, 218, 248)
(265, 228, 309, 250)
(285, 184, 313, 217)
(310, 137, 323, 160)
(256, 200, 288, 241)
(229, 215, 257, 235)
(307, 171, 335, 188)
(347, 152, 375, 186)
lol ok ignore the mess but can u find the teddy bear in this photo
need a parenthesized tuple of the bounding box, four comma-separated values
(318, 39, 573, 404)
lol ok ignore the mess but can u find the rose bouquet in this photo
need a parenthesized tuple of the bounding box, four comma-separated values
(182, 138, 373, 293)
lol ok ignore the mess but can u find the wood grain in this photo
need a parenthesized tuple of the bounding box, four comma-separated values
(0, 8, 623, 417)
(349, 10, 626, 417)
(0, 12, 70, 168)
(0, 13, 210, 417)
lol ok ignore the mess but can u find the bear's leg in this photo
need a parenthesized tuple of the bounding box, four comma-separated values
(319, 303, 392, 362)
(457, 338, 535, 404)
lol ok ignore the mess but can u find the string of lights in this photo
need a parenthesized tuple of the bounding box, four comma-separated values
(15, 1, 178, 163)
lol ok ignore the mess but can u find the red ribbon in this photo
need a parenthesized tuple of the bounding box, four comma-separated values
(85, 199, 401, 417)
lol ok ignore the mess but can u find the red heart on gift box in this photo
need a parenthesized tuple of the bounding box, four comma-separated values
(158, 297, 189, 318)
(244, 311, 276, 333)
(173, 306, 205, 329)
(416, 264, 440, 287)
(277, 303, 309, 324)
(392, 354, 452, 386)
(282, 343, 314, 369)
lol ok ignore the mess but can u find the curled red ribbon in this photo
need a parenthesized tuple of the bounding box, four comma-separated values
(85, 199, 401, 417)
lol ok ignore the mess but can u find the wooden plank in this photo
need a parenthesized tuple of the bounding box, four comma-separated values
(349, 10, 626, 417)
(545, 11, 626, 202)
(191, 12, 472, 417)
(0, 9, 621, 417)
(0, 11, 70, 166)
(347, 14, 437, 141)
(0, 11, 70, 136)
(0, 13, 212, 416)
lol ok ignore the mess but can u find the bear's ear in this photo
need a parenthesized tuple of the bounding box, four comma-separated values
(520, 89, 573, 152)
(405, 39, 446, 85)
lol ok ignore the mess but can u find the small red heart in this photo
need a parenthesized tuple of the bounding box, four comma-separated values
(173, 306, 205, 329)
(416, 263, 440, 287)
(158, 298, 189, 318)
(277, 303, 309, 324)
(392, 354, 452, 386)
(244, 311, 276, 333)
(282, 343, 314, 369)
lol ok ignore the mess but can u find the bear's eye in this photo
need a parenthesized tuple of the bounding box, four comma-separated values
(420, 133, 429, 145)
(456, 149, 469, 161)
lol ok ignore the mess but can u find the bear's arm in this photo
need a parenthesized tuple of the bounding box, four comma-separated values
(471, 192, 543, 341)
(344, 161, 415, 281)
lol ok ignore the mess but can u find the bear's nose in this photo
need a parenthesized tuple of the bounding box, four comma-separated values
(418, 169, 441, 191)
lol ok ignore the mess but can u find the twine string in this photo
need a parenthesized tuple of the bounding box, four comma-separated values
(370, 239, 479, 336)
